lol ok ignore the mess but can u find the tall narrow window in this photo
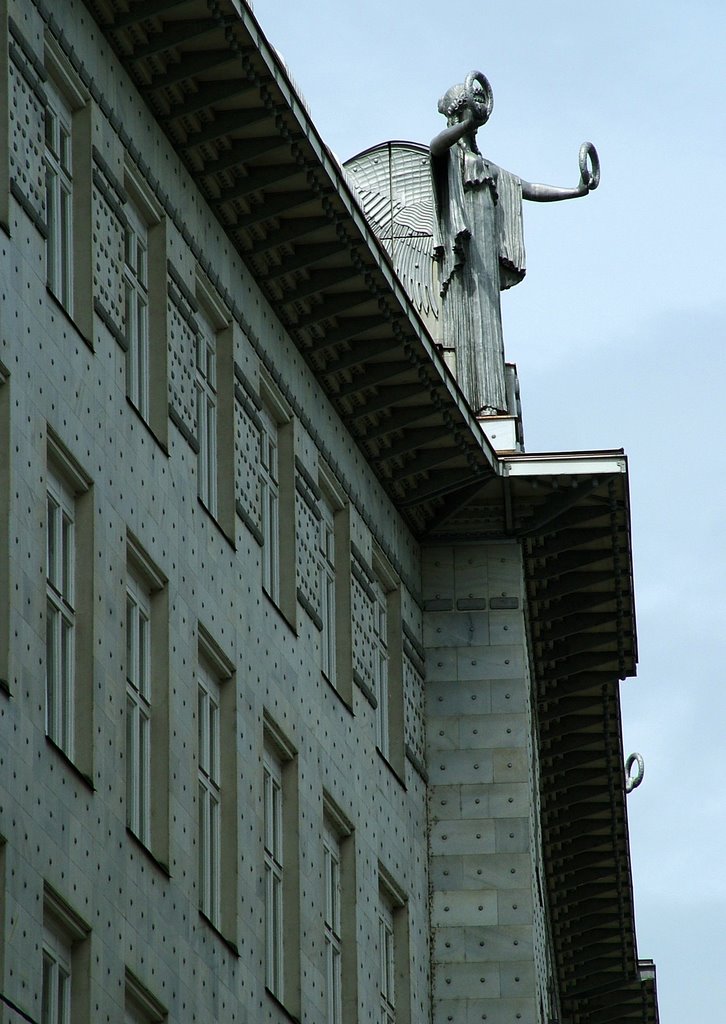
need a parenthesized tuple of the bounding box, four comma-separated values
(42, 925, 72, 1024)
(124, 201, 149, 420)
(319, 493, 337, 682)
(263, 748, 284, 998)
(196, 310, 218, 517)
(126, 570, 152, 845)
(42, 888, 90, 1024)
(45, 82, 73, 312)
(372, 577, 389, 759)
(46, 470, 75, 757)
(259, 406, 280, 604)
(378, 892, 396, 1024)
(197, 660, 221, 926)
(323, 823, 343, 1024)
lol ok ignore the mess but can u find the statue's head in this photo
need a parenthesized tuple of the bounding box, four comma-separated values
(438, 71, 493, 129)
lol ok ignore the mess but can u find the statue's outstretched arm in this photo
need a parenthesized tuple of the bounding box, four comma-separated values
(521, 142, 600, 202)
(521, 179, 588, 202)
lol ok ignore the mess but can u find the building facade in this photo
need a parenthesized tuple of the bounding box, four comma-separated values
(0, 2, 657, 1024)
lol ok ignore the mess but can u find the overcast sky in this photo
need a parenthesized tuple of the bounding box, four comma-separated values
(252, 2, 726, 1019)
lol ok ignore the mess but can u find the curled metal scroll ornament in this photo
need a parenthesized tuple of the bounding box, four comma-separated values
(625, 752, 645, 793)
(578, 141, 600, 191)
(464, 70, 494, 124)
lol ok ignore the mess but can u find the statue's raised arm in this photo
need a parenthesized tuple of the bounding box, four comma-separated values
(430, 71, 599, 417)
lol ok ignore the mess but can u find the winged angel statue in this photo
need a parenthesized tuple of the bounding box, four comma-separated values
(344, 72, 599, 416)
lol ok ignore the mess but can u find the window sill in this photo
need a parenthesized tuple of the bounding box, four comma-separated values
(126, 827, 171, 878)
(46, 287, 94, 352)
(126, 398, 169, 456)
(45, 735, 95, 791)
(198, 910, 239, 956)
(376, 746, 407, 791)
(197, 497, 235, 550)
(322, 672, 354, 716)
(262, 588, 298, 637)
(264, 988, 300, 1024)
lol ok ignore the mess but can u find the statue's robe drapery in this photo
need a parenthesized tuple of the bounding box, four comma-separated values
(432, 145, 526, 414)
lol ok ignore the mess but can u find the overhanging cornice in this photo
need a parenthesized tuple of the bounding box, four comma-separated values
(83, 0, 502, 535)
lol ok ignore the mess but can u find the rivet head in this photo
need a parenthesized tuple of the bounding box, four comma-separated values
(476, 833, 481, 839)
(474, 763, 479, 770)
(478, 905, 484, 911)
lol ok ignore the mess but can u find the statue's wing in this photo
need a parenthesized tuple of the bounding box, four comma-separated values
(344, 142, 439, 335)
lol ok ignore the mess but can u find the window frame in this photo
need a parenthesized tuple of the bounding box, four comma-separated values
(45, 468, 76, 758)
(125, 568, 152, 847)
(258, 403, 280, 605)
(123, 198, 150, 421)
(323, 822, 342, 1024)
(378, 893, 396, 1024)
(197, 657, 221, 927)
(263, 746, 284, 999)
(42, 922, 73, 1024)
(195, 306, 219, 518)
(44, 79, 74, 313)
(319, 490, 337, 684)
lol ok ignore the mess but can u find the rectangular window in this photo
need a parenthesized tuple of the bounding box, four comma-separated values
(259, 405, 280, 604)
(263, 747, 284, 998)
(126, 570, 151, 846)
(319, 493, 337, 684)
(196, 310, 218, 517)
(262, 718, 300, 1013)
(46, 469, 75, 758)
(125, 539, 169, 863)
(372, 576, 389, 759)
(323, 823, 342, 1024)
(372, 549, 404, 776)
(197, 660, 221, 926)
(45, 81, 73, 312)
(378, 894, 396, 1024)
(377, 871, 410, 1024)
(124, 201, 150, 420)
(42, 887, 90, 1024)
(42, 925, 72, 1024)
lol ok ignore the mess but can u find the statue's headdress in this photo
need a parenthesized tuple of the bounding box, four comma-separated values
(438, 71, 494, 124)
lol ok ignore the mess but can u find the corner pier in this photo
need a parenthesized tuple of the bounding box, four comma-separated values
(424, 542, 552, 1024)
